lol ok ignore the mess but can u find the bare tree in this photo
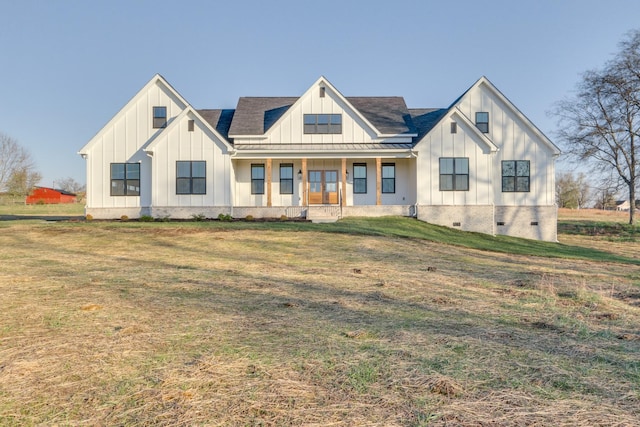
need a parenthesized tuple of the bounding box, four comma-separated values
(555, 30, 640, 224)
(54, 177, 85, 194)
(556, 172, 591, 208)
(0, 132, 41, 195)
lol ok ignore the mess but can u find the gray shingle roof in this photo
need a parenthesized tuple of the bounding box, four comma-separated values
(347, 97, 416, 135)
(227, 96, 417, 137)
(227, 98, 297, 136)
(409, 108, 448, 141)
(197, 109, 235, 139)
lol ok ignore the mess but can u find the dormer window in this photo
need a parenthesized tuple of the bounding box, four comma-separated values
(304, 114, 342, 134)
(475, 112, 489, 133)
(153, 106, 167, 128)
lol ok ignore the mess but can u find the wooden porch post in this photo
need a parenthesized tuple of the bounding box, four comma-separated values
(266, 158, 272, 207)
(376, 157, 382, 206)
(341, 158, 347, 207)
(301, 158, 308, 207)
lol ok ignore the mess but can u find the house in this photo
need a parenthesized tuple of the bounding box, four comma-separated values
(26, 187, 77, 204)
(79, 74, 560, 241)
(615, 200, 639, 211)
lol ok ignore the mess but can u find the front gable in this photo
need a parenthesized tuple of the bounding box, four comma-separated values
(230, 77, 415, 146)
(78, 75, 189, 159)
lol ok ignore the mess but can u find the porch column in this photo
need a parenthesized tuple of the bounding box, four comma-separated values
(341, 158, 347, 207)
(376, 157, 382, 206)
(301, 158, 308, 207)
(266, 158, 272, 207)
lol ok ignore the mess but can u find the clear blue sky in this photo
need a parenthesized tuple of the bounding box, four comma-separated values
(1, 0, 639, 187)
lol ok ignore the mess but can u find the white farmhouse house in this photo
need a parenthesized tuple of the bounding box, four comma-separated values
(79, 74, 560, 241)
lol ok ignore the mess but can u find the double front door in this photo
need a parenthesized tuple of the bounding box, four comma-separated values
(308, 170, 338, 204)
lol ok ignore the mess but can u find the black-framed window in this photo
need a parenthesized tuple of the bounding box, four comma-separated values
(153, 106, 167, 128)
(303, 114, 342, 134)
(502, 160, 530, 192)
(280, 163, 293, 194)
(353, 163, 367, 194)
(439, 157, 469, 191)
(111, 163, 140, 196)
(176, 161, 206, 194)
(382, 163, 395, 194)
(475, 112, 489, 133)
(451, 122, 457, 134)
(251, 164, 265, 194)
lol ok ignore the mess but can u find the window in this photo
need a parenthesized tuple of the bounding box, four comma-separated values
(188, 119, 195, 132)
(475, 112, 489, 133)
(439, 157, 469, 191)
(353, 163, 367, 194)
(502, 160, 530, 192)
(279, 163, 293, 194)
(451, 122, 457, 134)
(303, 114, 342, 134)
(382, 163, 395, 194)
(176, 161, 206, 194)
(251, 164, 265, 194)
(111, 163, 140, 196)
(153, 106, 167, 128)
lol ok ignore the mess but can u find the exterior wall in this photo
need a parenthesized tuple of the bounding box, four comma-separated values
(342, 205, 413, 217)
(85, 206, 151, 219)
(233, 159, 304, 207)
(457, 82, 556, 206)
(415, 114, 494, 206)
(149, 113, 232, 209)
(495, 205, 557, 241)
(417, 205, 495, 235)
(83, 79, 187, 211)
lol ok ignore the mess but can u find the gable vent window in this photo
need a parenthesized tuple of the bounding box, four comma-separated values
(319, 87, 326, 97)
(188, 119, 195, 132)
(304, 114, 342, 134)
(475, 112, 489, 133)
(451, 122, 457, 134)
(153, 106, 167, 128)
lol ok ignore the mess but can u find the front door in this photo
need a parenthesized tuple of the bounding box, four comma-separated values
(308, 170, 338, 204)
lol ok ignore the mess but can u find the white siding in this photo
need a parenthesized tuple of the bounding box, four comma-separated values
(83, 79, 187, 210)
(415, 116, 493, 206)
(458, 83, 556, 206)
(150, 114, 231, 208)
(416, 82, 556, 207)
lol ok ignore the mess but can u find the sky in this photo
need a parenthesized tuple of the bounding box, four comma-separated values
(1, 0, 640, 187)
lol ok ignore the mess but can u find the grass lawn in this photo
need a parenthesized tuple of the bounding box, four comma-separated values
(0, 211, 639, 425)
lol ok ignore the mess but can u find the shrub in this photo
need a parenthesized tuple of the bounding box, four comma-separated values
(217, 213, 232, 222)
(120, 215, 129, 221)
(245, 215, 254, 221)
(85, 214, 93, 221)
(280, 215, 288, 221)
(191, 213, 207, 222)
(156, 215, 171, 222)
(139, 215, 154, 222)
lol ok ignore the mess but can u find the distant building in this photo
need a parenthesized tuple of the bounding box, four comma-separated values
(26, 187, 77, 204)
(615, 200, 640, 211)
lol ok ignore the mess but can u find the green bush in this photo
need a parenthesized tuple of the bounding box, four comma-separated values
(217, 213, 232, 222)
(139, 215, 154, 222)
(191, 213, 207, 222)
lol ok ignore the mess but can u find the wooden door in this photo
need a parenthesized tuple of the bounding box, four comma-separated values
(308, 170, 338, 204)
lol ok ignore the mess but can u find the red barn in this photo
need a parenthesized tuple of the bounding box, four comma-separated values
(26, 187, 77, 204)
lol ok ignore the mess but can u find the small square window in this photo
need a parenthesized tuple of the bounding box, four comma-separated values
(153, 106, 167, 128)
(188, 120, 194, 132)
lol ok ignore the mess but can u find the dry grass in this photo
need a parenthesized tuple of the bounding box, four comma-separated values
(0, 219, 639, 426)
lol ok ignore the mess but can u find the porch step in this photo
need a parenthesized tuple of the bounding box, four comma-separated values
(307, 206, 341, 223)
(310, 217, 339, 224)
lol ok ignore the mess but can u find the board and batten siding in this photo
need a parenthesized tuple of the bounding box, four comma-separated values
(456, 82, 556, 206)
(150, 114, 232, 208)
(83, 79, 187, 211)
(415, 115, 494, 206)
